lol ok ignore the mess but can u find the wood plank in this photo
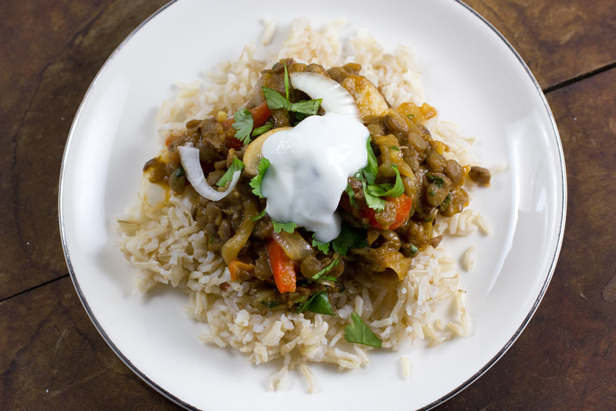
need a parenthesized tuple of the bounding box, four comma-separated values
(0, 276, 179, 410)
(0, 0, 168, 300)
(465, 0, 616, 89)
(437, 66, 616, 410)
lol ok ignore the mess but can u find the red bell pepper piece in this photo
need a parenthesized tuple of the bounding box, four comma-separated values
(266, 239, 297, 293)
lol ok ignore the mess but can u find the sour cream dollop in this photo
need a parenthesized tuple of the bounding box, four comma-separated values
(261, 113, 369, 242)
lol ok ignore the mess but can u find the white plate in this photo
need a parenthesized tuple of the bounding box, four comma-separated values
(59, 0, 566, 409)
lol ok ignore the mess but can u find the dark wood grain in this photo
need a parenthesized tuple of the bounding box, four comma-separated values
(0, 0, 168, 300)
(0, 277, 178, 410)
(1, 0, 615, 409)
(465, 0, 616, 90)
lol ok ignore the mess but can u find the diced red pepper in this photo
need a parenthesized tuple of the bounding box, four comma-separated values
(222, 101, 272, 149)
(266, 239, 297, 293)
(341, 193, 412, 231)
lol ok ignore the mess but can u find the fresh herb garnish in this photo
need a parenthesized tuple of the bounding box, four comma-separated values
(362, 179, 386, 212)
(389, 145, 400, 151)
(407, 113, 415, 119)
(231, 109, 253, 145)
(409, 243, 418, 256)
(252, 122, 273, 137)
(312, 236, 330, 254)
(438, 193, 452, 212)
(261, 300, 280, 309)
(332, 221, 368, 256)
(284, 63, 290, 100)
(249, 157, 270, 198)
(262, 87, 292, 111)
(272, 220, 297, 234)
(216, 158, 244, 187)
(344, 312, 382, 348)
(296, 291, 334, 315)
(312, 258, 340, 280)
(175, 165, 185, 178)
(344, 183, 358, 208)
(364, 165, 404, 199)
(429, 190, 436, 196)
(427, 174, 445, 188)
(362, 137, 378, 185)
(290, 99, 322, 116)
(320, 276, 337, 282)
(251, 209, 267, 221)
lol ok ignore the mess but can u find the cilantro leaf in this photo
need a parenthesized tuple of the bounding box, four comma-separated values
(389, 145, 400, 151)
(216, 158, 244, 187)
(296, 291, 334, 315)
(407, 113, 415, 119)
(365, 165, 404, 198)
(290, 99, 322, 116)
(344, 312, 382, 348)
(362, 137, 378, 185)
(231, 109, 253, 145)
(427, 174, 445, 188)
(312, 258, 340, 280)
(175, 165, 185, 178)
(261, 300, 280, 309)
(252, 122, 273, 137)
(344, 183, 358, 207)
(409, 243, 418, 256)
(272, 220, 297, 234)
(249, 157, 270, 198)
(332, 221, 368, 255)
(319, 276, 337, 282)
(438, 193, 452, 212)
(362, 180, 386, 212)
(251, 209, 267, 221)
(312, 236, 330, 254)
(262, 87, 291, 111)
(284, 63, 290, 100)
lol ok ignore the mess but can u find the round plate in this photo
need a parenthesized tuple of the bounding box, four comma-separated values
(59, 0, 566, 409)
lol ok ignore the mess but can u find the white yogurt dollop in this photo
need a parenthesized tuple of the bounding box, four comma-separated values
(261, 113, 369, 242)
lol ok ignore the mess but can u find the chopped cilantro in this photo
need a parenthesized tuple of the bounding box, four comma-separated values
(312, 258, 340, 280)
(231, 109, 253, 145)
(362, 137, 378, 185)
(251, 209, 267, 221)
(407, 113, 415, 119)
(344, 312, 382, 348)
(427, 174, 445, 188)
(389, 145, 400, 151)
(249, 158, 270, 198)
(272, 220, 297, 234)
(312, 236, 330, 254)
(262, 87, 292, 111)
(252, 122, 273, 137)
(344, 183, 358, 207)
(261, 300, 280, 309)
(409, 243, 418, 256)
(216, 158, 244, 187)
(429, 190, 436, 196)
(296, 291, 334, 315)
(362, 180, 386, 212)
(438, 193, 452, 212)
(284, 63, 290, 100)
(175, 165, 185, 178)
(320, 276, 337, 282)
(364, 165, 404, 199)
(332, 221, 368, 255)
(290, 99, 322, 116)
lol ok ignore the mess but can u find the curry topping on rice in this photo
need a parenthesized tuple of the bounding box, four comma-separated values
(142, 58, 490, 320)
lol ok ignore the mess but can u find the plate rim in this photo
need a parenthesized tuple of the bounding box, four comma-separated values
(57, 1, 567, 409)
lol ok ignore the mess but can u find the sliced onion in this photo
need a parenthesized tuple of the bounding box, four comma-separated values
(290, 72, 360, 121)
(178, 145, 240, 201)
(272, 230, 314, 261)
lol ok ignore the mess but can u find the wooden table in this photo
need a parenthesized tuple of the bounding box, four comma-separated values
(1, 1, 615, 409)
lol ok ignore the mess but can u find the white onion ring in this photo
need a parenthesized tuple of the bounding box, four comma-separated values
(178, 145, 240, 201)
(290, 72, 360, 121)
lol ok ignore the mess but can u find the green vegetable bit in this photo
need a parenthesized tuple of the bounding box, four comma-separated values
(407, 113, 415, 119)
(296, 291, 334, 315)
(344, 183, 358, 208)
(251, 209, 267, 221)
(216, 158, 244, 187)
(362, 137, 378, 185)
(262, 87, 292, 111)
(344, 312, 382, 348)
(409, 243, 419, 256)
(389, 145, 400, 151)
(231, 109, 254, 145)
(272, 220, 297, 234)
(252, 122, 273, 137)
(332, 221, 368, 256)
(290, 99, 322, 116)
(261, 300, 280, 309)
(312, 236, 330, 254)
(312, 258, 340, 280)
(363, 180, 386, 212)
(249, 157, 271, 198)
(175, 165, 185, 178)
(364, 164, 404, 199)
(427, 174, 445, 188)
(284, 63, 290, 100)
